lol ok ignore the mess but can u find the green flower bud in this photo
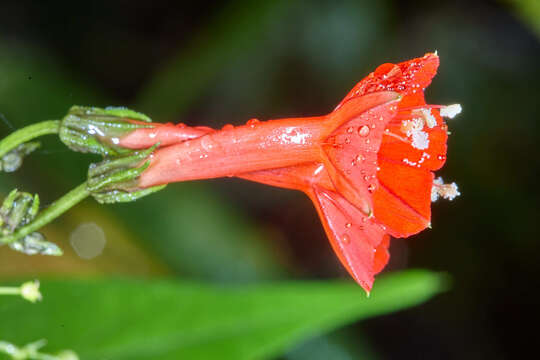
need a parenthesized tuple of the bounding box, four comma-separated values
(19, 280, 42, 303)
(0, 142, 40, 173)
(0, 189, 39, 236)
(9, 232, 63, 256)
(59, 105, 154, 156)
(87, 144, 165, 203)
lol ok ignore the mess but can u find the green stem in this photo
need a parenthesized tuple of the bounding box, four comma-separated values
(0, 120, 61, 158)
(0, 286, 20, 295)
(1, 183, 89, 244)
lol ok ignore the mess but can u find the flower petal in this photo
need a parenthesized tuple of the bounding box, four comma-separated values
(338, 52, 440, 107)
(373, 159, 433, 237)
(373, 234, 390, 274)
(378, 123, 448, 171)
(310, 186, 387, 293)
(323, 94, 400, 214)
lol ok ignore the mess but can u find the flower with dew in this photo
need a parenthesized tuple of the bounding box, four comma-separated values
(61, 52, 461, 294)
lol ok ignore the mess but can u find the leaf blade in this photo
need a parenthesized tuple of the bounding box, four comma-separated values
(0, 270, 447, 360)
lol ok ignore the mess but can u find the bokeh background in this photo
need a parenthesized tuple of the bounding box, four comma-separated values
(1, 0, 539, 359)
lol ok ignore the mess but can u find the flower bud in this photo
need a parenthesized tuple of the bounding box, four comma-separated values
(0, 189, 39, 236)
(0, 142, 40, 173)
(19, 280, 42, 303)
(9, 232, 63, 256)
(87, 144, 166, 203)
(59, 106, 154, 156)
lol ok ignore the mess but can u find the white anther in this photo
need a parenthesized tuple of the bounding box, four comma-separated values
(431, 177, 461, 202)
(440, 104, 462, 119)
(421, 108, 437, 128)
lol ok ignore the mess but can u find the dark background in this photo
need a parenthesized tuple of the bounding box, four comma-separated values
(1, 0, 539, 359)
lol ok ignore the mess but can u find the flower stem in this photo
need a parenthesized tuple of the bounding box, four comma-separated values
(1, 183, 89, 244)
(0, 286, 20, 295)
(0, 120, 61, 158)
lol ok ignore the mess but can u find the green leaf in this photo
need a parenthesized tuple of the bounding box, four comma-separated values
(0, 270, 447, 360)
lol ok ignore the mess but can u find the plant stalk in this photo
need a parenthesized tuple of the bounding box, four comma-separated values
(0, 120, 61, 158)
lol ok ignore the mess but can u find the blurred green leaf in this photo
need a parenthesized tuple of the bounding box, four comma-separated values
(135, 0, 294, 120)
(508, 0, 540, 37)
(111, 184, 286, 282)
(0, 270, 446, 360)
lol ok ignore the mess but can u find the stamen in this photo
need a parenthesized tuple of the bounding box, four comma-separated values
(401, 118, 429, 150)
(398, 104, 443, 113)
(419, 109, 437, 128)
(383, 130, 409, 143)
(440, 104, 462, 119)
(431, 177, 460, 202)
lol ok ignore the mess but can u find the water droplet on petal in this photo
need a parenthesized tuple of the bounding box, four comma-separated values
(346, 127, 354, 134)
(367, 184, 376, 193)
(222, 124, 234, 131)
(342, 234, 350, 244)
(358, 125, 370, 137)
(345, 222, 352, 228)
(374, 63, 402, 79)
(247, 118, 260, 128)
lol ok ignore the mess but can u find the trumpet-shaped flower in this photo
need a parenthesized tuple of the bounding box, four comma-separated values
(69, 53, 460, 293)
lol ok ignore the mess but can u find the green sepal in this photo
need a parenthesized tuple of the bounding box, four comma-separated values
(59, 105, 154, 156)
(92, 185, 166, 204)
(102, 106, 152, 122)
(87, 144, 165, 203)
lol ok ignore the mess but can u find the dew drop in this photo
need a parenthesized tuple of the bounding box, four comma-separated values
(374, 63, 401, 79)
(345, 222, 352, 228)
(355, 154, 365, 163)
(344, 137, 351, 144)
(222, 124, 234, 131)
(342, 234, 350, 244)
(247, 118, 260, 128)
(346, 127, 354, 134)
(438, 154, 446, 161)
(367, 184, 376, 193)
(358, 125, 370, 137)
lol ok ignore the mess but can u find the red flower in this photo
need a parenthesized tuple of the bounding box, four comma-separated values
(119, 52, 460, 293)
